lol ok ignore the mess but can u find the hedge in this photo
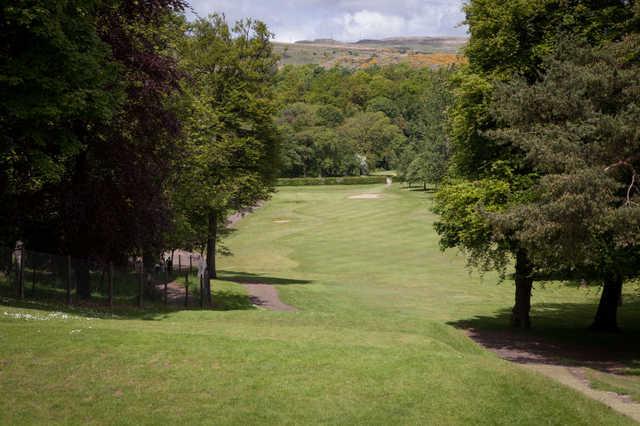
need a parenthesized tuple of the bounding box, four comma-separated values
(276, 176, 390, 186)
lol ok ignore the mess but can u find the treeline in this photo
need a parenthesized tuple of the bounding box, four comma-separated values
(273, 64, 454, 185)
(435, 0, 640, 331)
(0, 2, 278, 303)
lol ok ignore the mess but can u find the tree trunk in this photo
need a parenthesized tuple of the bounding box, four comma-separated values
(142, 251, 155, 274)
(590, 273, 623, 332)
(204, 210, 217, 306)
(511, 249, 533, 329)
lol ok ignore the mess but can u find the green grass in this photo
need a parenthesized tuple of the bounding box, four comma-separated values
(587, 368, 640, 403)
(1, 184, 638, 424)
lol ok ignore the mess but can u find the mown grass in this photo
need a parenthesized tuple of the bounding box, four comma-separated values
(1, 184, 638, 424)
(587, 368, 640, 403)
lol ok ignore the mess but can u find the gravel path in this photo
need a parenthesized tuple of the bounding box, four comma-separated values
(242, 283, 297, 312)
(466, 328, 640, 422)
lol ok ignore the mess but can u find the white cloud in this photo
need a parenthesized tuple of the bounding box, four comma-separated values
(332, 10, 406, 41)
(186, 0, 468, 43)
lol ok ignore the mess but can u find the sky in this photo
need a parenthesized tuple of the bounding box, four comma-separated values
(187, 0, 468, 42)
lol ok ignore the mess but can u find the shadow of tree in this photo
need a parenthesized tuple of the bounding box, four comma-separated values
(219, 270, 312, 286)
(449, 298, 640, 372)
(0, 286, 256, 321)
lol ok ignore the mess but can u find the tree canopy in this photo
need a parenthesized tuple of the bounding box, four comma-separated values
(435, 0, 640, 329)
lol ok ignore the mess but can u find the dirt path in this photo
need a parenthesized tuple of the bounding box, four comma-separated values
(156, 280, 297, 311)
(156, 203, 297, 312)
(155, 281, 199, 307)
(227, 202, 264, 228)
(242, 283, 297, 312)
(521, 364, 640, 421)
(466, 328, 640, 422)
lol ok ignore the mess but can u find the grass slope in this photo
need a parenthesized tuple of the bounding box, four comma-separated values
(274, 42, 466, 69)
(0, 184, 637, 424)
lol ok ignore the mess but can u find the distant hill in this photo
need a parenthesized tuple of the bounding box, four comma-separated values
(274, 36, 467, 69)
(295, 38, 341, 45)
(354, 36, 467, 49)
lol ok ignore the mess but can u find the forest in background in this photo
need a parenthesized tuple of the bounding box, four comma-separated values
(273, 64, 453, 185)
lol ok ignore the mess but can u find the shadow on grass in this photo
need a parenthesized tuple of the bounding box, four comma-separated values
(449, 298, 640, 372)
(401, 185, 437, 193)
(0, 284, 256, 321)
(219, 270, 312, 286)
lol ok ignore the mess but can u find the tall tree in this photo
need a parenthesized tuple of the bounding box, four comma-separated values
(1, 0, 187, 298)
(174, 14, 279, 304)
(397, 69, 454, 190)
(435, 0, 639, 327)
(0, 0, 123, 248)
(338, 111, 405, 171)
(489, 36, 640, 331)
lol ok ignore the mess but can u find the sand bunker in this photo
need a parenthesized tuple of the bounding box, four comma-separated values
(349, 194, 383, 199)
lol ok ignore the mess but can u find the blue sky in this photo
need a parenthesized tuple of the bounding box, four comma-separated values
(187, 0, 468, 42)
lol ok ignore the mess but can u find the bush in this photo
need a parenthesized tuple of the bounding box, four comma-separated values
(276, 176, 390, 186)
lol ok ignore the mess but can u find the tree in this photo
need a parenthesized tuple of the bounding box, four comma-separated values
(435, 0, 639, 328)
(1, 0, 187, 299)
(489, 37, 640, 331)
(397, 69, 454, 190)
(338, 111, 405, 171)
(0, 0, 123, 249)
(174, 14, 279, 304)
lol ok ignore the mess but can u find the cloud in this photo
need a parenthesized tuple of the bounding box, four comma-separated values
(187, 0, 467, 42)
(332, 10, 407, 40)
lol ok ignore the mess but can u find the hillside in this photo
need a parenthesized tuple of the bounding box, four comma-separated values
(275, 36, 468, 69)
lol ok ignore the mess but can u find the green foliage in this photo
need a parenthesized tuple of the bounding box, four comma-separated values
(433, 168, 536, 275)
(464, 0, 639, 79)
(0, 1, 123, 194)
(274, 64, 454, 179)
(437, 0, 639, 279)
(171, 14, 279, 248)
(396, 69, 455, 187)
(338, 111, 406, 171)
(1, 0, 186, 265)
(489, 36, 640, 280)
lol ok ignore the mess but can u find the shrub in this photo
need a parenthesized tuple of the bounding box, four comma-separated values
(276, 176, 390, 186)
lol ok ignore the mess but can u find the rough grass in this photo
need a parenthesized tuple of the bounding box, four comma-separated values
(0, 184, 637, 424)
(587, 368, 640, 403)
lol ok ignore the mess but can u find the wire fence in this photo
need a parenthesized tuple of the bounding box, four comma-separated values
(0, 246, 206, 309)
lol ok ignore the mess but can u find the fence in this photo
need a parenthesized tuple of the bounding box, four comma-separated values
(0, 246, 207, 309)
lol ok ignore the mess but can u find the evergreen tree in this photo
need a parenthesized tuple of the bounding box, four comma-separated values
(490, 37, 640, 331)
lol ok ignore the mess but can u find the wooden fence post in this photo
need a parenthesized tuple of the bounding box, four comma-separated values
(164, 280, 168, 306)
(17, 246, 24, 299)
(138, 263, 144, 308)
(200, 275, 204, 308)
(66, 256, 72, 305)
(31, 257, 36, 296)
(184, 271, 189, 308)
(108, 262, 113, 308)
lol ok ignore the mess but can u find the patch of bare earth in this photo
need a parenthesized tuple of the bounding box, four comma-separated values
(155, 281, 199, 307)
(466, 328, 640, 422)
(242, 283, 297, 312)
